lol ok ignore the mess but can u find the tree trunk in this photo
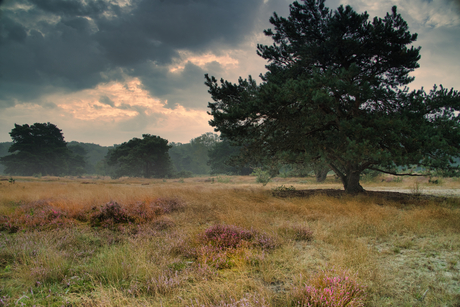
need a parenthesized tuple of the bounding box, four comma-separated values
(328, 163, 365, 194)
(315, 167, 329, 182)
(343, 170, 364, 194)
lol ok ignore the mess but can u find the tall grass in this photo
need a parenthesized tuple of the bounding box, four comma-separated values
(0, 176, 459, 306)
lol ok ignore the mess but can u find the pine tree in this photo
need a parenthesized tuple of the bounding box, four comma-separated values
(206, 0, 460, 193)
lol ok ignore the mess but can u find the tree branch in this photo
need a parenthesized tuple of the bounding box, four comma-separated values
(368, 167, 427, 176)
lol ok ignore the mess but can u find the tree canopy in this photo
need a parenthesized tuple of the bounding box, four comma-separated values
(205, 0, 460, 193)
(0, 123, 85, 176)
(207, 138, 253, 175)
(106, 134, 172, 179)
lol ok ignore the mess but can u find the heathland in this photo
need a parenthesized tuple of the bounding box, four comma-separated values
(0, 175, 459, 306)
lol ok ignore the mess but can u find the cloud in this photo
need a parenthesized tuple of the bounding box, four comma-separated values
(0, 0, 459, 145)
(0, 77, 212, 145)
(0, 0, 266, 109)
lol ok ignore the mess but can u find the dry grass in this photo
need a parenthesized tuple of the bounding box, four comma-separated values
(0, 175, 459, 306)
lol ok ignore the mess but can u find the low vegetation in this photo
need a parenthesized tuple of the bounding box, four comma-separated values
(0, 175, 459, 306)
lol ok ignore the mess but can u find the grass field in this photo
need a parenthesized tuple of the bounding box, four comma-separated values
(0, 175, 459, 306)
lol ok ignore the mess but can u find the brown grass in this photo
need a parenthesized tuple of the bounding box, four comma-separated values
(0, 175, 459, 306)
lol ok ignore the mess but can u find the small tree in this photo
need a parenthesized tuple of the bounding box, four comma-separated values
(205, 0, 460, 193)
(106, 134, 172, 179)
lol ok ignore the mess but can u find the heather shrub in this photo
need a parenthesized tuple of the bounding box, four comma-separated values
(203, 224, 254, 249)
(202, 224, 278, 250)
(90, 201, 133, 227)
(182, 225, 279, 269)
(0, 200, 73, 232)
(290, 268, 367, 307)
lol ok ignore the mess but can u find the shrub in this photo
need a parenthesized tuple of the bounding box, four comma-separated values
(203, 224, 254, 249)
(291, 268, 367, 307)
(0, 200, 73, 232)
(90, 201, 132, 227)
(251, 168, 271, 186)
(202, 224, 278, 250)
(180, 225, 278, 269)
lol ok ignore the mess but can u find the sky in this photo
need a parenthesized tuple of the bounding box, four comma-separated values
(0, 0, 459, 146)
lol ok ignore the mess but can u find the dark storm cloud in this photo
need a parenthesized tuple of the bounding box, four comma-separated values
(29, 0, 110, 16)
(0, 0, 266, 109)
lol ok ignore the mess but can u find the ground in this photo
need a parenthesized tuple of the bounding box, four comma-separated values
(0, 174, 459, 306)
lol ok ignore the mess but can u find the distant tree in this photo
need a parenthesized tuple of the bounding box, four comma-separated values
(283, 161, 330, 182)
(206, 0, 460, 193)
(169, 132, 219, 175)
(0, 123, 85, 176)
(0, 142, 13, 174)
(67, 144, 88, 175)
(208, 139, 253, 175)
(106, 134, 172, 179)
(67, 141, 112, 174)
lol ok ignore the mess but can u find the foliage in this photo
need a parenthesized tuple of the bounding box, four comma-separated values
(291, 268, 367, 306)
(205, 0, 460, 193)
(106, 134, 172, 178)
(251, 167, 272, 186)
(0, 123, 86, 176)
(175, 170, 194, 178)
(0, 198, 185, 232)
(67, 141, 112, 175)
(0, 200, 74, 232)
(202, 224, 278, 250)
(169, 132, 219, 175)
(0, 142, 12, 174)
(90, 201, 134, 227)
(208, 138, 253, 175)
(177, 224, 278, 269)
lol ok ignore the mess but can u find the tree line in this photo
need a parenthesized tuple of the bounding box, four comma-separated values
(0, 123, 251, 178)
(0, 123, 334, 180)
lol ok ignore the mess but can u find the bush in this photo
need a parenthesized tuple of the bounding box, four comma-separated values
(201, 224, 278, 250)
(177, 225, 278, 269)
(0, 200, 73, 232)
(90, 201, 132, 227)
(251, 168, 271, 186)
(90, 198, 185, 227)
(291, 268, 367, 307)
(203, 224, 254, 249)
